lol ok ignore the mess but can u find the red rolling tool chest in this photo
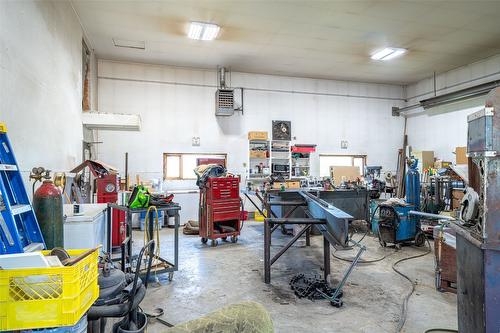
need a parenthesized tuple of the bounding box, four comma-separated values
(199, 176, 242, 247)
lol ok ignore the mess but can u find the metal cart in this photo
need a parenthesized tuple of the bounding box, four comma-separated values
(106, 203, 181, 281)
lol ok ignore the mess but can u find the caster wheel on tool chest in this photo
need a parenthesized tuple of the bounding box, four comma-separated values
(230, 236, 238, 243)
(201, 238, 208, 244)
(168, 272, 174, 281)
(221, 236, 228, 242)
(211, 239, 218, 247)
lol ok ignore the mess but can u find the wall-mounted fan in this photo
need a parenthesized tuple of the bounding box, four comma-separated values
(272, 120, 291, 141)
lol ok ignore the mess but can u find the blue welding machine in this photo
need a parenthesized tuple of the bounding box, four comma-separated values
(377, 159, 426, 247)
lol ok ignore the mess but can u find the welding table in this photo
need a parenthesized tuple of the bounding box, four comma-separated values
(264, 214, 330, 284)
(107, 203, 181, 280)
(243, 188, 368, 236)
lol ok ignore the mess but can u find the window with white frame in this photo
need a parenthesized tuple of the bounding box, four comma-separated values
(163, 153, 227, 180)
(319, 154, 366, 177)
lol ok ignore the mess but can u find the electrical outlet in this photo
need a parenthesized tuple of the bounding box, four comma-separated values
(192, 137, 200, 146)
(341, 140, 348, 149)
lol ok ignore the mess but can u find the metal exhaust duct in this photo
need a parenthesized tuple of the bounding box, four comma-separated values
(393, 80, 500, 116)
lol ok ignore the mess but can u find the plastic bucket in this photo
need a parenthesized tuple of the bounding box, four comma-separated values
(116, 312, 148, 333)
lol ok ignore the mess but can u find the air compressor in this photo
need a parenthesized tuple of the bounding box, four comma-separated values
(378, 158, 426, 247)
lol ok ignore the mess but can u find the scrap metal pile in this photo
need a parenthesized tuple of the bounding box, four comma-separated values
(289, 273, 344, 307)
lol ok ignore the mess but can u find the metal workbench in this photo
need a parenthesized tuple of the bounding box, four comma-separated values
(252, 189, 359, 283)
(243, 187, 368, 235)
(106, 203, 181, 281)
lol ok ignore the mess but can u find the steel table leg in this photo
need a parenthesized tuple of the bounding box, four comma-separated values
(148, 210, 154, 242)
(174, 212, 179, 271)
(323, 236, 331, 280)
(106, 205, 112, 253)
(244, 192, 266, 217)
(126, 210, 133, 272)
(270, 225, 310, 265)
(264, 219, 271, 284)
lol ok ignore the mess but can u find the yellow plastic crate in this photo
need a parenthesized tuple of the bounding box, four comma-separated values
(0, 249, 99, 331)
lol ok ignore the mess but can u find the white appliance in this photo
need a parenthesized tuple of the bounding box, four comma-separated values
(63, 204, 108, 254)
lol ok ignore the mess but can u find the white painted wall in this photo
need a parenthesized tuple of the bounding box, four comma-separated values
(406, 107, 479, 162)
(0, 1, 83, 176)
(406, 54, 500, 104)
(97, 60, 406, 191)
(406, 54, 500, 162)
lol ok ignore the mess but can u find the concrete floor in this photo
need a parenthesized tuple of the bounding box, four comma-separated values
(135, 222, 457, 333)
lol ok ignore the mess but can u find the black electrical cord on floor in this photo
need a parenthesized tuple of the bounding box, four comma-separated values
(424, 329, 458, 333)
(332, 251, 386, 263)
(355, 204, 381, 244)
(332, 248, 395, 264)
(393, 238, 432, 333)
(339, 205, 379, 252)
(140, 306, 174, 327)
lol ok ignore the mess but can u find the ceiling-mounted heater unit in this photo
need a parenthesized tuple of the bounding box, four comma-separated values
(215, 89, 234, 116)
(215, 67, 243, 116)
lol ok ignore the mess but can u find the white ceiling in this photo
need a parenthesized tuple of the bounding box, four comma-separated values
(72, 0, 500, 85)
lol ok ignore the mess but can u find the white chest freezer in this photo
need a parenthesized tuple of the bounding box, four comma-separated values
(63, 204, 108, 254)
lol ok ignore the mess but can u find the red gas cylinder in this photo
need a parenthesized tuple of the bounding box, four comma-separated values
(33, 179, 64, 249)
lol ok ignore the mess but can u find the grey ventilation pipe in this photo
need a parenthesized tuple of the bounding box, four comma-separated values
(219, 67, 226, 89)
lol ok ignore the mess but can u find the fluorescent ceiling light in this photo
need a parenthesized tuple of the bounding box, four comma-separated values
(188, 21, 220, 41)
(371, 47, 406, 61)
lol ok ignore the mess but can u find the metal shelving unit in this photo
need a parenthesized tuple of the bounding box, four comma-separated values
(271, 140, 291, 180)
(247, 139, 271, 187)
(291, 145, 316, 178)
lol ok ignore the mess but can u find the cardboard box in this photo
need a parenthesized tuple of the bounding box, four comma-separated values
(329, 166, 360, 184)
(249, 150, 267, 159)
(413, 150, 434, 170)
(434, 160, 452, 169)
(272, 182, 286, 190)
(455, 147, 467, 165)
(286, 181, 300, 189)
(248, 131, 268, 141)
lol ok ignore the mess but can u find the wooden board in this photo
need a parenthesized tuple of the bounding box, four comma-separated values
(329, 166, 360, 184)
(248, 131, 268, 140)
(413, 150, 434, 170)
(455, 146, 467, 165)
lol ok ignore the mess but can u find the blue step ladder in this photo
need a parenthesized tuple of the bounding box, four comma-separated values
(0, 123, 45, 254)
